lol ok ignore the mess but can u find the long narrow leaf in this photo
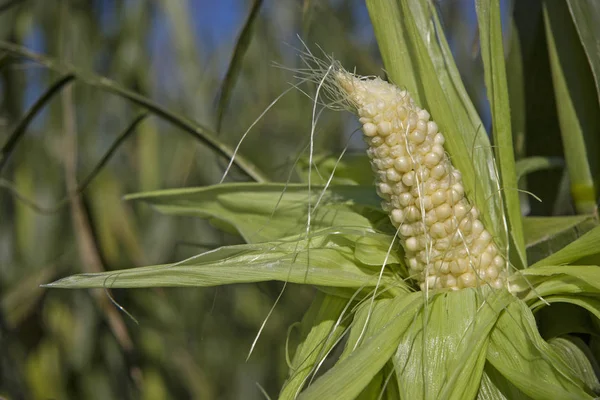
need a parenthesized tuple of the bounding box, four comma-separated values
(475, 0, 526, 269)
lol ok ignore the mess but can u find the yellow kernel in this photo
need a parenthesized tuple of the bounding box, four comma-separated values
(385, 133, 400, 146)
(402, 171, 416, 186)
(378, 182, 392, 195)
(444, 218, 458, 233)
(424, 152, 442, 168)
(408, 257, 419, 270)
(399, 224, 413, 237)
(409, 129, 426, 144)
(418, 109, 430, 121)
(394, 156, 412, 173)
(472, 220, 484, 235)
(391, 209, 405, 225)
(375, 146, 390, 158)
(370, 136, 384, 146)
(486, 266, 499, 280)
(430, 222, 446, 238)
(432, 189, 446, 206)
(480, 251, 493, 268)
(436, 204, 452, 220)
(398, 192, 413, 207)
(447, 189, 461, 205)
(405, 206, 421, 222)
(386, 169, 402, 182)
(491, 278, 504, 290)
(378, 121, 392, 136)
(425, 210, 437, 225)
(445, 274, 457, 288)
(363, 122, 377, 137)
(397, 106, 408, 120)
(405, 237, 420, 251)
(453, 203, 469, 220)
(459, 272, 476, 288)
(493, 255, 504, 268)
(431, 164, 447, 179)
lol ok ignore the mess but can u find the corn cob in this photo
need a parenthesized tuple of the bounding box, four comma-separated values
(330, 68, 506, 291)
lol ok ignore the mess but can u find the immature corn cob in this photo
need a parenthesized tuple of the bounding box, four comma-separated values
(333, 70, 506, 291)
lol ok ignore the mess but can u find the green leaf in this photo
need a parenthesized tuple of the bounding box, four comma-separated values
(515, 157, 563, 182)
(486, 300, 593, 399)
(534, 302, 600, 338)
(565, 0, 600, 115)
(45, 229, 409, 293)
(298, 292, 423, 400)
(548, 336, 600, 393)
(126, 183, 384, 243)
(478, 363, 531, 400)
(0, 40, 269, 183)
(523, 215, 598, 264)
(365, 0, 422, 105)
(543, 0, 598, 214)
(280, 293, 350, 399)
(531, 225, 600, 267)
(475, 0, 526, 270)
(295, 154, 374, 186)
(394, 289, 514, 400)
(215, 0, 263, 132)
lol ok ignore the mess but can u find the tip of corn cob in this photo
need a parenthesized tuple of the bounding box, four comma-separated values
(329, 68, 507, 291)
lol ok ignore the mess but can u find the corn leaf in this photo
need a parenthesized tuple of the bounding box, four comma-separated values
(487, 300, 593, 399)
(549, 336, 600, 393)
(478, 363, 531, 400)
(298, 292, 423, 400)
(215, 0, 263, 132)
(295, 154, 373, 186)
(45, 229, 408, 293)
(543, 0, 598, 214)
(535, 302, 600, 338)
(515, 157, 563, 182)
(523, 215, 598, 264)
(475, 0, 526, 269)
(126, 183, 384, 243)
(280, 293, 350, 400)
(365, 0, 422, 105)
(531, 225, 600, 267)
(394, 289, 514, 400)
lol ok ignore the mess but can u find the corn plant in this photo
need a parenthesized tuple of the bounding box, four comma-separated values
(18, 0, 600, 399)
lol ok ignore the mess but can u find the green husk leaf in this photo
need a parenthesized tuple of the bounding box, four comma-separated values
(543, 0, 598, 214)
(125, 183, 383, 243)
(548, 336, 600, 393)
(523, 215, 598, 264)
(280, 292, 350, 399)
(475, 0, 526, 269)
(394, 289, 514, 400)
(486, 300, 593, 399)
(298, 292, 423, 400)
(531, 225, 600, 267)
(45, 229, 408, 293)
(515, 157, 563, 182)
(478, 363, 531, 400)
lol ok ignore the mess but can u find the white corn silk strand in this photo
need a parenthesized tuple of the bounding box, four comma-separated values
(332, 69, 505, 291)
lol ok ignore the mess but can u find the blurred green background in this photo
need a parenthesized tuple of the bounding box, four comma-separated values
(0, 1, 380, 399)
(1, 0, 593, 399)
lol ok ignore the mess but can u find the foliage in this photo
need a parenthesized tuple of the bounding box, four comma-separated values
(2, 0, 600, 399)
